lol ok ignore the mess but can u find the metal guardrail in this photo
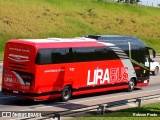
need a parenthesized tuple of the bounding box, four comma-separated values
(20, 93, 160, 120)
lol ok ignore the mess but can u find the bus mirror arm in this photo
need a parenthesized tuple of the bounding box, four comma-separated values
(146, 47, 156, 58)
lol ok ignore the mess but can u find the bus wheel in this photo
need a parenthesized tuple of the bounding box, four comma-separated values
(61, 86, 71, 102)
(128, 79, 135, 92)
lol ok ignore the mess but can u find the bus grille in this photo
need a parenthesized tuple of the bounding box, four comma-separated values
(8, 62, 27, 70)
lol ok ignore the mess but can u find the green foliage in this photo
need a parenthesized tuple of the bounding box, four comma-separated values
(0, 0, 160, 54)
(0, 52, 4, 61)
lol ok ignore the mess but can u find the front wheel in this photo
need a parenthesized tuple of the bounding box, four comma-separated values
(128, 79, 135, 92)
(61, 86, 71, 102)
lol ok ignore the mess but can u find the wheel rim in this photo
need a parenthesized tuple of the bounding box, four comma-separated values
(155, 67, 159, 75)
(63, 89, 69, 99)
(129, 80, 134, 90)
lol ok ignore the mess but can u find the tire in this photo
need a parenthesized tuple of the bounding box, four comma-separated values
(128, 79, 135, 92)
(61, 86, 71, 102)
(153, 67, 159, 76)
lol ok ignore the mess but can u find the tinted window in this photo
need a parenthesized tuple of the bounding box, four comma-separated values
(131, 44, 145, 63)
(95, 47, 119, 60)
(74, 47, 95, 62)
(35, 49, 52, 64)
(52, 48, 74, 64)
(36, 48, 74, 65)
(35, 47, 119, 65)
(95, 47, 108, 60)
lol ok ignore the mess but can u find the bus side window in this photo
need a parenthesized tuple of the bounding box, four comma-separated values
(95, 47, 108, 61)
(35, 49, 52, 64)
(65, 48, 74, 63)
(52, 48, 74, 64)
(52, 49, 62, 64)
(95, 47, 119, 61)
(73, 47, 95, 62)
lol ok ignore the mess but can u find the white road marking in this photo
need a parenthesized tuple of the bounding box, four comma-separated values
(20, 88, 160, 111)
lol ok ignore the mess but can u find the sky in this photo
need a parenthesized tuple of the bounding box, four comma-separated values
(140, 0, 160, 7)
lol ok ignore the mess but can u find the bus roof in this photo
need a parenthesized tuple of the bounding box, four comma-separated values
(7, 37, 110, 49)
(86, 35, 140, 41)
(7, 35, 145, 49)
(85, 35, 145, 46)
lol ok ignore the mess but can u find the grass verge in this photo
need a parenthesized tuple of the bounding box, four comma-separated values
(74, 102, 160, 120)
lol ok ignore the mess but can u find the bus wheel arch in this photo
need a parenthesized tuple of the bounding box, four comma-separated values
(61, 85, 72, 102)
(128, 78, 136, 92)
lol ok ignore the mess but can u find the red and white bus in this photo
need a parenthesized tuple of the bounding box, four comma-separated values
(2, 35, 155, 101)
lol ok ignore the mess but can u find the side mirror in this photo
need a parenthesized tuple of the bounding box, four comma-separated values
(146, 47, 156, 58)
